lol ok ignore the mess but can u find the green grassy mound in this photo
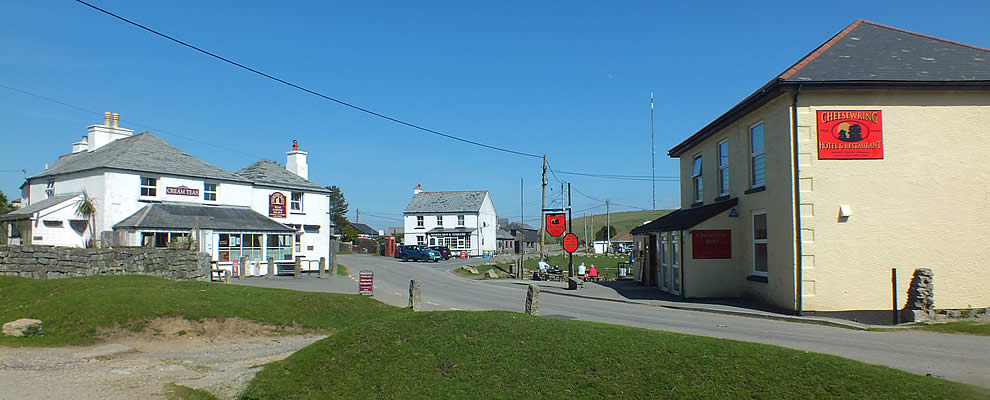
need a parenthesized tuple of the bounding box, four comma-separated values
(0, 275, 391, 346)
(240, 311, 987, 400)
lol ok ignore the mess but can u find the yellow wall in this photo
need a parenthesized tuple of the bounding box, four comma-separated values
(797, 90, 990, 311)
(683, 212, 742, 298)
(678, 95, 799, 309)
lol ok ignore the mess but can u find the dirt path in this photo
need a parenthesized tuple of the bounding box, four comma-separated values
(0, 319, 326, 400)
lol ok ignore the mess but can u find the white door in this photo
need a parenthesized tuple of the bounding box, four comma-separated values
(660, 233, 670, 291)
(671, 231, 681, 295)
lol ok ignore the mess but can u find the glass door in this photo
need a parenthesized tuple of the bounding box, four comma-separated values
(671, 231, 681, 295)
(660, 232, 670, 291)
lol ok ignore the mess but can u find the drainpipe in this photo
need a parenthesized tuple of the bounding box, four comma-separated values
(791, 85, 803, 316)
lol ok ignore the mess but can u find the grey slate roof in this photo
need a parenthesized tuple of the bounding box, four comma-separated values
(350, 222, 378, 236)
(505, 222, 535, 231)
(669, 20, 990, 157)
(781, 21, 990, 82)
(631, 198, 737, 235)
(31, 133, 249, 183)
(496, 228, 515, 240)
(0, 193, 81, 220)
(404, 191, 488, 213)
(235, 160, 330, 193)
(114, 202, 294, 232)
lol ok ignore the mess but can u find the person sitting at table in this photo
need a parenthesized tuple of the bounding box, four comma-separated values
(577, 262, 587, 277)
(585, 264, 598, 281)
(538, 259, 550, 273)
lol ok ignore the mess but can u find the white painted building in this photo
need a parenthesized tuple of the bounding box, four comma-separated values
(1, 113, 331, 275)
(402, 185, 497, 256)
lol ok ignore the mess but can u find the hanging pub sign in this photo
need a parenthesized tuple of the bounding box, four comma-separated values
(817, 110, 883, 160)
(166, 186, 199, 196)
(562, 233, 579, 253)
(269, 192, 287, 218)
(692, 230, 731, 259)
(545, 212, 566, 237)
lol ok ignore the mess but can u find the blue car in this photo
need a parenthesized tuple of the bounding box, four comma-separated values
(399, 245, 442, 262)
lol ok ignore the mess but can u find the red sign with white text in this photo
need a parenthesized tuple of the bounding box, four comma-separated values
(269, 192, 287, 218)
(545, 213, 566, 237)
(692, 230, 731, 259)
(817, 110, 883, 159)
(562, 233, 579, 253)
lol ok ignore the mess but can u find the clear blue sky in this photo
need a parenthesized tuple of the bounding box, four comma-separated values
(2, 0, 988, 230)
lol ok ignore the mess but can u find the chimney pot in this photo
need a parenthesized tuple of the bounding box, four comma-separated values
(413, 184, 423, 195)
(104, 112, 111, 126)
(292, 139, 299, 151)
(112, 113, 120, 128)
(82, 136, 88, 143)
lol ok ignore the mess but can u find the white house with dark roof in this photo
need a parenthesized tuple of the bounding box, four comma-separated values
(403, 184, 497, 256)
(2, 113, 330, 275)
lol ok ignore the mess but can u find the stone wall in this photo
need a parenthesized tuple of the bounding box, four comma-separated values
(0, 245, 211, 281)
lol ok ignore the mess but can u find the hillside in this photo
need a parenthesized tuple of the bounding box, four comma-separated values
(544, 209, 673, 243)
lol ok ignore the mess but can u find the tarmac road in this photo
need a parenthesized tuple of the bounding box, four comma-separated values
(236, 254, 990, 388)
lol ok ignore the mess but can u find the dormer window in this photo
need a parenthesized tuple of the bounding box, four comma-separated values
(140, 177, 157, 197)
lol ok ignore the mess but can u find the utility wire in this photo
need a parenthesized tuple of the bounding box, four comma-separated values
(74, 0, 541, 159)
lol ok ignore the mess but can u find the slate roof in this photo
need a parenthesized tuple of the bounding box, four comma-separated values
(114, 203, 294, 232)
(31, 133, 249, 183)
(496, 228, 515, 240)
(235, 160, 330, 193)
(404, 191, 488, 213)
(631, 198, 737, 234)
(669, 20, 990, 157)
(0, 193, 81, 220)
(350, 222, 378, 236)
(505, 222, 536, 231)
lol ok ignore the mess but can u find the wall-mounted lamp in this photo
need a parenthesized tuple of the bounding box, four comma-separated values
(839, 204, 853, 218)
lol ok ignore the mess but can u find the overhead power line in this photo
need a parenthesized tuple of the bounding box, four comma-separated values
(74, 0, 541, 159)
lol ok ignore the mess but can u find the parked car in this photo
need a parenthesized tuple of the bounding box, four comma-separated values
(394, 244, 406, 259)
(399, 245, 442, 262)
(429, 246, 451, 260)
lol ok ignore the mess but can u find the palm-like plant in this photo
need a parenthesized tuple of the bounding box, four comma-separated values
(75, 191, 98, 248)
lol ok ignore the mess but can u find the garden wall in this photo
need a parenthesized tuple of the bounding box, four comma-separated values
(0, 245, 211, 280)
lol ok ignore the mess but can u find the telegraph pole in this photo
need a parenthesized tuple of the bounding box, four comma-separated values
(539, 155, 547, 257)
(356, 209, 359, 223)
(605, 200, 611, 255)
(590, 214, 594, 254)
(583, 213, 588, 255)
(519, 177, 524, 277)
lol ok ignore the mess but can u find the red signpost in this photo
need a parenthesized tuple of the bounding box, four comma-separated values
(545, 212, 566, 237)
(562, 233, 579, 253)
(359, 270, 374, 296)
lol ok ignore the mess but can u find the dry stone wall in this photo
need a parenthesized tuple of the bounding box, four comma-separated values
(0, 245, 211, 280)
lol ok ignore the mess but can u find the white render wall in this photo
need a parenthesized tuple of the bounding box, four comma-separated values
(24, 195, 87, 247)
(249, 186, 330, 263)
(403, 192, 498, 256)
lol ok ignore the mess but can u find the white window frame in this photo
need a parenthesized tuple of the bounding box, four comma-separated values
(204, 182, 217, 202)
(417, 235, 425, 245)
(717, 139, 729, 196)
(691, 154, 703, 203)
(45, 180, 55, 198)
(290, 192, 303, 212)
(416, 216, 424, 227)
(750, 122, 766, 189)
(752, 210, 768, 276)
(436, 215, 443, 227)
(457, 215, 465, 226)
(140, 176, 158, 197)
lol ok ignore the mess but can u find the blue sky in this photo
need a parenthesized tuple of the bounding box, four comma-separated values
(2, 0, 988, 230)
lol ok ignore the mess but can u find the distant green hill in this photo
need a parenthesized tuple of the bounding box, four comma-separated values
(544, 209, 673, 243)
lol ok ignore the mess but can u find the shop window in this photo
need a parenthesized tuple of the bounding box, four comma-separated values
(266, 234, 293, 261)
(750, 122, 765, 188)
(290, 192, 303, 211)
(204, 183, 217, 201)
(218, 233, 241, 261)
(436, 215, 443, 227)
(753, 211, 768, 276)
(417, 216, 424, 227)
(457, 215, 465, 226)
(458, 238, 465, 248)
(140, 177, 157, 197)
(45, 180, 55, 198)
(691, 155, 703, 203)
(717, 139, 729, 196)
(241, 234, 263, 260)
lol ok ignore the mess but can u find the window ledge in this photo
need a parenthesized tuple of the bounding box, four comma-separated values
(746, 275, 768, 283)
(690, 201, 704, 208)
(744, 186, 766, 195)
(290, 212, 306, 215)
(714, 195, 730, 202)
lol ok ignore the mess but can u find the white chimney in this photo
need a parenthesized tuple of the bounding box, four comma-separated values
(413, 184, 423, 195)
(87, 112, 133, 151)
(71, 136, 88, 154)
(286, 139, 308, 179)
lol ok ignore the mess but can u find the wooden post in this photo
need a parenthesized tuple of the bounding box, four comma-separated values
(267, 257, 274, 279)
(238, 256, 247, 279)
(223, 269, 230, 284)
(319, 257, 327, 278)
(330, 238, 337, 278)
(294, 258, 301, 278)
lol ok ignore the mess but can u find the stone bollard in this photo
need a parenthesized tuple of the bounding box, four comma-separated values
(224, 269, 230, 284)
(319, 257, 327, 279)
(294, 258, 302, 278)
(331, 262, 337, 278)
(525, 284, 540, 315)
(238, 256, 247, 279)
(267, 257, 274, 279)
(408, 280, 421, 311)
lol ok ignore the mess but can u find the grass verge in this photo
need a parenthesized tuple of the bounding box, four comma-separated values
(870, 321, 990, 336)
(0, 275, 393, 347)
(165, 384, 220, 400)
(240, 310, 988, 400)
(336, 264, 349, 276)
